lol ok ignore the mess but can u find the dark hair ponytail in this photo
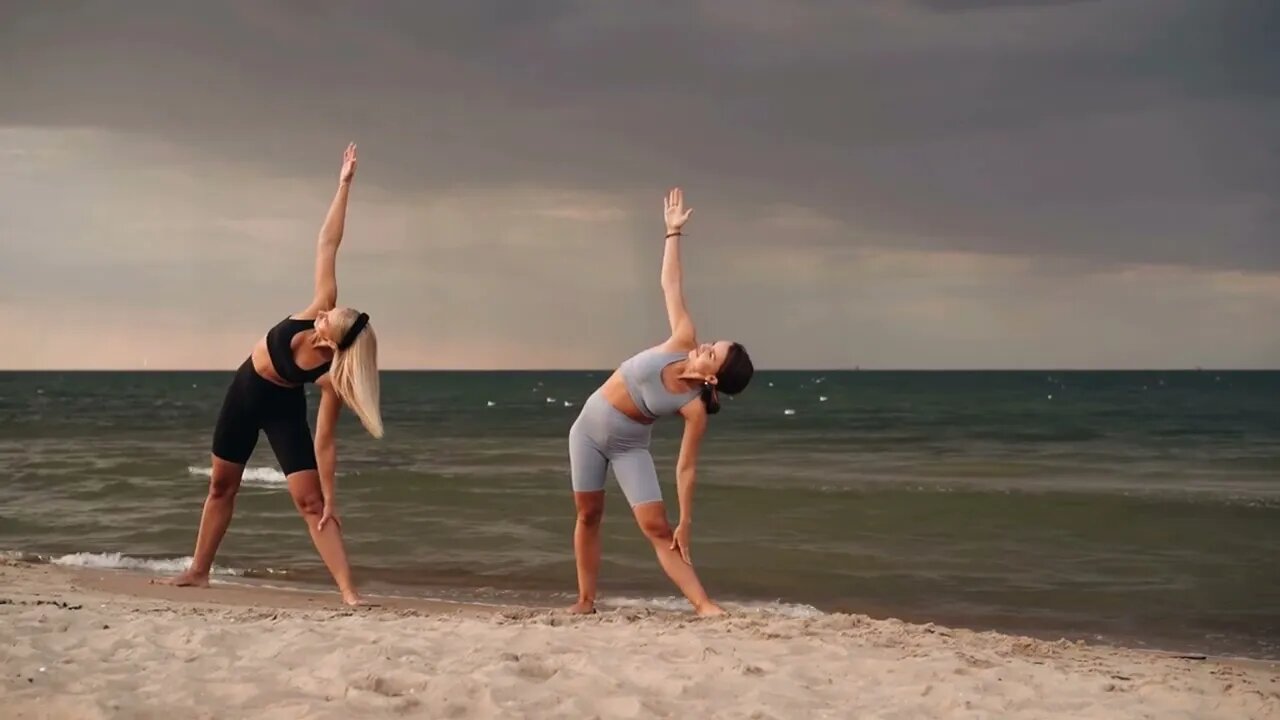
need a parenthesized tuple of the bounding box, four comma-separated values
(699, 342, 753, 414)
(700, 382, 722, 415)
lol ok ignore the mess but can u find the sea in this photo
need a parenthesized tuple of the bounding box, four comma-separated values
(1, 370, 1277, 660)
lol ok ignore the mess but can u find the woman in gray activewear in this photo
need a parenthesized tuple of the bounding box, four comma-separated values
(567, 187, 755, 617)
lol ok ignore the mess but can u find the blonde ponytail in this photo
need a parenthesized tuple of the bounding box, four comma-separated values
(328, 308, 384, 438)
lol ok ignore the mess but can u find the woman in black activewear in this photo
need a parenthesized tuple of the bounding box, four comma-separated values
(162, 144, 382, 605)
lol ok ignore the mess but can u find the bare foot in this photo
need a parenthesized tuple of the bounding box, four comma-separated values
(341, 590, 364, 606)
(695, 601, 727, 617)
(152, 571, 209, 588)
(567, 600, 597, 615)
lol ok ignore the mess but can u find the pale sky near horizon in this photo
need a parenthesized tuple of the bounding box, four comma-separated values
(2, 1, 1278, 370)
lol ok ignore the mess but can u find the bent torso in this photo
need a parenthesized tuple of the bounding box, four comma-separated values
(249, 317, 332, 388)
(599, 342, 700, 423)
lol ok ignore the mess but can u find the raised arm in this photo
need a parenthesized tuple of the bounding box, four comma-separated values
(669, 400, 709, 564)
(306, 143, 358, 315)
(660, 187, 696, 349)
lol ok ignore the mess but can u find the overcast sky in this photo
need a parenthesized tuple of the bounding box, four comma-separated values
(2, 0, 1277, 369)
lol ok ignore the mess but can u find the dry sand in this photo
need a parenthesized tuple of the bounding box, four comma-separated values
(2, 560, 1276, 719)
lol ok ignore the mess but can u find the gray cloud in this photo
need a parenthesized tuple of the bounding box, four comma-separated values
(910, 1, 1101, 9)
(1, 1, 1277, 368)
(3, 0, 1276, 270)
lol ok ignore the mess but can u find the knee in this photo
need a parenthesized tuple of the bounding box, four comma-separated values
(637, 515, 671, 541)
(291, 491, 325, 517)
(576, 505, 604, 528)
(207, 475, 239, 500)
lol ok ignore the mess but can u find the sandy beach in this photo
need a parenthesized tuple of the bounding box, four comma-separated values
(1, 560, 1275, 719)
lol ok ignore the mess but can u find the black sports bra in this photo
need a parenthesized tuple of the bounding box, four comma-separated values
(266, 317, 331, 384)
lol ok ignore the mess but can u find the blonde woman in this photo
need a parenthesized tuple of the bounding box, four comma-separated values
(163, 143, 382, 605)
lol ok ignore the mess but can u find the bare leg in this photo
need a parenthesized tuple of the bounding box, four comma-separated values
(159, 455, 245, 587)
(287, 470, 361, 605)
(570, 490, 605, 614)
(633, 501, 725, 616)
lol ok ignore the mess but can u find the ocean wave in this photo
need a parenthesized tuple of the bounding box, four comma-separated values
(48, 551, 243, 576)
(186, 465, 287, 487)
(603, 595, 824, 619)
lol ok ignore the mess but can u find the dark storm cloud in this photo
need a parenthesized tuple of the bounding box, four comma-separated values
(1, 0, 1276, 269)
(909, 0, 1104, 11)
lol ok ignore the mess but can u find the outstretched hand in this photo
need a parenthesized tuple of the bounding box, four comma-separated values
(670, 522, 693, 564)
(318, 502, 342, 532)
(339, 142, 357, 184)
(664, 187, 692, 234)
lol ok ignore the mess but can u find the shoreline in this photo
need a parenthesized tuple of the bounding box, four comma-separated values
(4, 560, 1276, 718)
(20, 549, 1273, 664)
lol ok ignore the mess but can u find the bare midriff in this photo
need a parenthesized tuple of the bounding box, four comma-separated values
(250, 340, 295, 389)
(598, 370, 656, 425)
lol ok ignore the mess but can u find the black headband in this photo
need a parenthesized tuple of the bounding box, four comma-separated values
(338, 312, 369, 351)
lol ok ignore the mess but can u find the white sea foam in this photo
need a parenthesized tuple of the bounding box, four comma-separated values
(603, 595, 823, 619)
(187, 465, 288, 487)
(49, 551, 242, 576)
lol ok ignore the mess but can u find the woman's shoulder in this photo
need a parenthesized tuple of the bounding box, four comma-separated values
(655, 337, 696, 355)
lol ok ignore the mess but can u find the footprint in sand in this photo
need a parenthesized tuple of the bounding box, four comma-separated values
(347, 671, 425, 698)
(513, 656, 559, 682)
(597, 695, 643, 717)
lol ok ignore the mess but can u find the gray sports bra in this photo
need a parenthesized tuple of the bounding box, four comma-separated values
(618, 347, 700, 419)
